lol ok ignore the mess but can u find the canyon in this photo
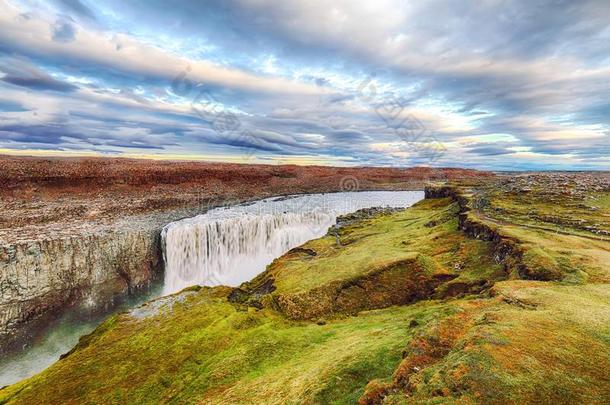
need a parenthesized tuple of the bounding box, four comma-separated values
(0, 156, 486, 351)
(1, 170, 607, 403)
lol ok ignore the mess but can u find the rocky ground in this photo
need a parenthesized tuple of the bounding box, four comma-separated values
(480, 172, 610, 238)
(2, 170, 608, 404)
(0, 155, 489, 243)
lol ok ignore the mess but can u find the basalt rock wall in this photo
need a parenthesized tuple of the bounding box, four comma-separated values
(0, 228, 162, 351)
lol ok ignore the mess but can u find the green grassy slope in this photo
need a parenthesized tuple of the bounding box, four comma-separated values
(2, 176, 609, 404)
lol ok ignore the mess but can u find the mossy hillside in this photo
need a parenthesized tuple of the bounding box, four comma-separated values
(363, 179, 610, 403)
(434, 179, 610, 284)
(251, 198, 506, 319)
(490, 190, 610, 235)
(0, 287, 457, 405)
(465, 181, 610, 283)
(479, 178, 610, 241)
(266, 198, 499, 292)
(385, 281, 610, 404)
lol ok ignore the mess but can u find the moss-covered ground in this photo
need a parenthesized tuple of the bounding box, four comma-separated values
(2, 174, 609, 404)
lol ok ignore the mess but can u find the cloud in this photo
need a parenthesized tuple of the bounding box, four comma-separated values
(51, 19, 76, 42)
(0, 56, 77, 92)
(465, 145, 516, 157)
(0, 1, 327, 99)
(52, 0, 96, 21)
(0, 100, 28, 112)
(1, 75, 77, 92)
(0, 0, 608, 169)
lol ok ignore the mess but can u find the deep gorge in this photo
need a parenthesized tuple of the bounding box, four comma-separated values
(0, 191, 423, 386)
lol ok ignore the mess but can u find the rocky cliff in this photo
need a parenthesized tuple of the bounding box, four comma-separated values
(0, 227, 162, 350)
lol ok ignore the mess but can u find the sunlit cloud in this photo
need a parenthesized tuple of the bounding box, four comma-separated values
(0, 0, 609, 169)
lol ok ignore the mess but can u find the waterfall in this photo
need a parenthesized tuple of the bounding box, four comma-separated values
(161, 191, 423, 295)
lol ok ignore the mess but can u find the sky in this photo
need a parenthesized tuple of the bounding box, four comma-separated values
(0, 0, 609, 170)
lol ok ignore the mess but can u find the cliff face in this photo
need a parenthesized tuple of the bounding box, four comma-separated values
(0, 228, 162, 350)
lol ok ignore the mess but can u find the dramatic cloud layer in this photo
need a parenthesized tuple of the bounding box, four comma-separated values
(0, 0, 608, 169)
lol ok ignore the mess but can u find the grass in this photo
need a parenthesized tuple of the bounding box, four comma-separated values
(265, 198, 505, 302)
(405, 281, 610, 403)
(0, 289, 456, 404)
(2, 179, 609, 404)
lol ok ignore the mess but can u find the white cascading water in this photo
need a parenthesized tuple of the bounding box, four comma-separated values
(161, 191, 423, 295)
